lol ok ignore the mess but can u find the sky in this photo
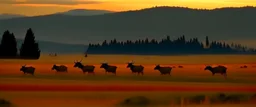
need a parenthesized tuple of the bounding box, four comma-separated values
(0, 0, 256, 16)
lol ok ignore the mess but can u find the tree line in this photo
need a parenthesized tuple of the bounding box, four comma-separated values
(87, 35, 256, 55)
(0, 28, 41, 59)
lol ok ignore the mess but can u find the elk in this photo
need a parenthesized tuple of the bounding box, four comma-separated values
(49, 53, 57, 57)
(240, 65, 248, 68)
(126, 61, 144, 75)
(178, 65, 183, 68)
(73, 60, 95, 75)
(154, 64, 172, 75)
(52, 64, 68, 72)
(204, 65, 227, 79)
(20, 65, 35, 75)
(100, 62, 117, 75)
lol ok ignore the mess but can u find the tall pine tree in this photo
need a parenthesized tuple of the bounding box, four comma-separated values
(19, 28, 41, 59)
(0, 30, 18, 57)
(205, 36, 209, 48)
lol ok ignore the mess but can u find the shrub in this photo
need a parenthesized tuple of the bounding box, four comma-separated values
(187, 95, 205, 104)
(0, 99, 12, 107)
(210, 93, 246, 104)
(118, 96, 150, 107)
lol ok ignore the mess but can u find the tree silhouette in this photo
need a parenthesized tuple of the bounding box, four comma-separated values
(87, 35, 255, 55)
(19, 28, 41, 59)
(205, 36, 209, 48)
(0, 30, 18, 57)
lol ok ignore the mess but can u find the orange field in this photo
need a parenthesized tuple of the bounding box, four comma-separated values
(0, 54, 256, 107)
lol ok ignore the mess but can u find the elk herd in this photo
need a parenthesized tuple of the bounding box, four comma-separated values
(18, 59, 232, 79)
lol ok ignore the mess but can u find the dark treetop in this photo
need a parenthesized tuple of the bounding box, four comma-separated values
(87, 35, 256, 55)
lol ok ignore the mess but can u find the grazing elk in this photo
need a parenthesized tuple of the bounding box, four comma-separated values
(204, 65, 227, 79)
(20, 65, 35, 75)
(100, 62, 117, 75)
(52, 64, 68, 72)
(240, 65, 248, 68)
(126, 61, 144, 75)
(49, 53, 57, 57)
(73, 60, 95, 75)
(154, 65, 172, 75)
(178, 65, 183, 68)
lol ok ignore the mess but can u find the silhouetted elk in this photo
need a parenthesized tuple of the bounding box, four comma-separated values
(240, 65, 247, 68)
(52, 64, 68, 72)
(204, 65, 227, 79)
(154, 64, 172, 75)
(73, 60, 95, 75)
(20, 65, 35, 75)
(100, 62, 117, 75)
(49, 53, 57, 57)
(126, 61, 144, 75)
(178, 65, 183, 68)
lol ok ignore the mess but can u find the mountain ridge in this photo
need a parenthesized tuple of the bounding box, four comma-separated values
(0, 6, 255, 48)
(56, 9, 113, 16)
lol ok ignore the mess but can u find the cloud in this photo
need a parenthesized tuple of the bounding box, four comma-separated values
(0, 0, 102, 5)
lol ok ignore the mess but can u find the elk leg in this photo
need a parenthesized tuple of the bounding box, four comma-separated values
(212, 73, 215, 76)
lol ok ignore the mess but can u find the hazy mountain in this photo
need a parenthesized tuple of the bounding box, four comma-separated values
(0, 14, 26, 20)
(0, 38, 87, 54)
(0, 6, 256, 48)
(17, 39, 87, 54)
(56, 9, 113, 16)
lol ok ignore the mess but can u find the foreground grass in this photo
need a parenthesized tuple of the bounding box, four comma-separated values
(1, 91, 256, 107)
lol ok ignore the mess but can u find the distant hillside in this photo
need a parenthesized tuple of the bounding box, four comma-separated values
(0, 14, 26, 20)
(56, 9, 113, 16)
(0, 38, 87, 54)
(17, 39, 87, 54)
(0, 6, 256, 48)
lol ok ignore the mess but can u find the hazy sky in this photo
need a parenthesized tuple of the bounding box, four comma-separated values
(0, 0, 256, 16)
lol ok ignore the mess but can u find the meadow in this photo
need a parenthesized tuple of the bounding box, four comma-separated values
(0, 54, 256, 107)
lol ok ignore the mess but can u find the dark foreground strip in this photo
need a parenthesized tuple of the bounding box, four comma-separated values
(1, 84, 256, 92)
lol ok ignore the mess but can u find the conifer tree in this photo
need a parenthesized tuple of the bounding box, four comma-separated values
(205, 36, 209, 48)
(0, 30, 18, 57)
(19, 28, 40, 59)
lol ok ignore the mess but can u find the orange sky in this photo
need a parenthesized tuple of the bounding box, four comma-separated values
(0, 0, 256, 16)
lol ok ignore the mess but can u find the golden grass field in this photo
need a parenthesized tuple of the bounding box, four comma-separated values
(1, 54, 256, 107)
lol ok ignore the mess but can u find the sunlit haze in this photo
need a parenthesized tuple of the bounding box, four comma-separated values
(0, 0, 255, 16)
